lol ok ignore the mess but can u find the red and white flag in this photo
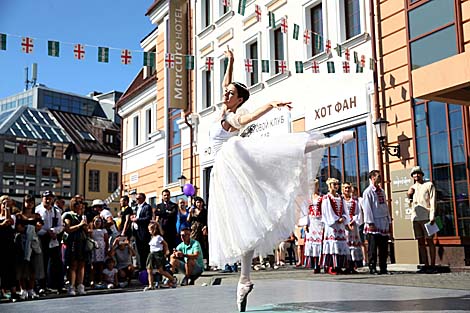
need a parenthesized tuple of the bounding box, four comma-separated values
(244, 59, 253, 73)
(303, 30, 310, 45)
(312, 60, 319, 73)
(165, 53, 175, 68)
(121, 49, 132, 65)
(325, 39, 331, 55)
(255, 4, 262, 22)
(205, 57, 214, 71)
(277, 60, 287, 74)
(342, 61, 350, 73)
(21, 37, 34, 54)
(281, 16, 288, 33)
(74, 44, 85, 60)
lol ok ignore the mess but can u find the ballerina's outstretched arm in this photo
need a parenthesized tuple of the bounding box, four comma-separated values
(225, 101, 292, 129)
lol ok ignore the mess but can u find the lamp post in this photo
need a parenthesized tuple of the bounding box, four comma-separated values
(373, 117, 401, 158)
(178, 174, 187, 192)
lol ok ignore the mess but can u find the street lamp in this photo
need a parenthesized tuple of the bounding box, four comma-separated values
(178, 174, 187, 191)
(373, 117, 401, 158)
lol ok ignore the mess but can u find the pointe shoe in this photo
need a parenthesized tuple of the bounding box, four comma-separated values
(236, 282, 254, 312)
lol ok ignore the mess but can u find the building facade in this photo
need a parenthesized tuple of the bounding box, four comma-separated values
(377, 0, 470, 266)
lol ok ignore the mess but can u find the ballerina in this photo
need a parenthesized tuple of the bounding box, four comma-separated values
(208, 47, 355, 312)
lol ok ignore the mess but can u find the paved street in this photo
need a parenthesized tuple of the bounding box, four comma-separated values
(2, 265, 470, 313)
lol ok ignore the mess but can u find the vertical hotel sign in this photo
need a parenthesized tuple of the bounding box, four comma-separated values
(168, 0, 188, 109)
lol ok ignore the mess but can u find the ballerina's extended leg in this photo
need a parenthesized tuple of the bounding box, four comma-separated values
(237, 250, 255, 312)
(304, 131, 355, 154)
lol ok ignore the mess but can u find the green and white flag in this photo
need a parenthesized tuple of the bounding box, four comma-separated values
(354, 51, 359, 63)
(47, 40, 59, 57)
(268, 11, 275, 28)
(295, 61, 303, 73)
(369, 58, 375, 71)
(261, 60, 270, 73)
(293, 24, 300, 40)
(98, 47, 109, 63)
(336, 44, 342, 57)
(185, 55, 194, 70)
(356, 63, 364, 73)
(238, 0, 246, 15)
(0, 33, 6, 50)
(143, 51, 155, 67)
(327, 61, 335, 73)
(314, 34, 322, 51)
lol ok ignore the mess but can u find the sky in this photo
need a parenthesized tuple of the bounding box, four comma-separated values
(0, 0, 156, 99)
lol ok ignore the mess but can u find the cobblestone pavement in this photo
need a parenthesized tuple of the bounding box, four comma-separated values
(2, 264, 469, 313)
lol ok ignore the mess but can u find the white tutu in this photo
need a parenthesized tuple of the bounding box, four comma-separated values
(208, 130, 325, 267)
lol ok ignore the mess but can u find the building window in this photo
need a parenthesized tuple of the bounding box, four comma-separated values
(168, 109, 181, 184)
(108, 172, 118, 193)
(145, 108, 152, 140)
(310, 3, 323, 56)
(133, 115, 139, 147)
(408, 0, 457, 69)
(105, 133, 114, 144)
(202, 0, 211, 29)
(89, 170, 100, 192)
(247, 41, 259, 86)
(344, 0, 361, 40)
(274, 27, 284, 74)
(414, 100, 469, 237)
(319, 124, 369, 194)
(203, 70, 212, 109)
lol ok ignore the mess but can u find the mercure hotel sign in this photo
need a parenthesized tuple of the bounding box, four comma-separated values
(168, 0, 188, 110)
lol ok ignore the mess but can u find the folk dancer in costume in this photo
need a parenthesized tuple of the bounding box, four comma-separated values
(304, 179, 324, 273)
(342, 182, 364, 274)
(362, 170, 391, 275)
(321, 178, 350, 275)
(208, 47, 355, 312)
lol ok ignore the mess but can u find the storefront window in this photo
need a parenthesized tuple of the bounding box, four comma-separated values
(413, 100, 470, 237)
(319, 124, 369, 194)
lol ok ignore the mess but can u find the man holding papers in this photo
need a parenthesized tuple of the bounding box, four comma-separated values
(407, 166, 437, 274)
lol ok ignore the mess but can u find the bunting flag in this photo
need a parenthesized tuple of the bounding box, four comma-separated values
(98, 47, 109, 63)
(327, 61, 335, 73)
(295, 61, 303, 73)
(222, 0, 231, 7)
(165, 53, 175, 68)
(238, 0, 246, 15)
(281, 16, 288, 33)
(244, 58, 253, 72)
(0, 33, 6, 50)
(314, 34, 322, 51)
(143, 51, 155, 67)
(21, 37, 34, 54)
(342, 61, 350, 73)
(335, 44, 342, 57)
(304, 29, 311, 45)
(74, 44, 85, 60)
(261, 60, 270, 73)
(369, 58, 375, 71)
(268, 11, 275, 28)
(277, 60, 287, 74)
(255, 4, 262, 22)
(345, 48, 350, 61)
(356, 63, 364, 73)
(205, 57, 214, 71)
(354, 51, 359, 63)
(293, 24, 299, 40)
(325, 39, 331, 55)
(121, 49, 132, 65)
(185, 55, 194, 70)
(47, 40, 59, 57)
(312, 60, 319, 73)
(360, 55, 366, 68)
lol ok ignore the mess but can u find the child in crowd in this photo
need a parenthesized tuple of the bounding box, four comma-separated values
(102, 258, 118, 289)
(90, 216, 109, 288)
(111, 237, 136, 287)
(144, 222, 176, 291)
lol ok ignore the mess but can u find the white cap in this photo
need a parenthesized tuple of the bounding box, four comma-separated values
(92, 199, 105, 207)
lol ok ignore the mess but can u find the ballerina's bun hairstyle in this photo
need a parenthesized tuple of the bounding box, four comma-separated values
(232, 82, 250, 105)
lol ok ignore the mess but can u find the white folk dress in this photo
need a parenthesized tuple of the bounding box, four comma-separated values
(344, 197, 364, 265)
(208, 116, 325, 268)
(321, 194, 350, 268)
(305, 196, 323, 258)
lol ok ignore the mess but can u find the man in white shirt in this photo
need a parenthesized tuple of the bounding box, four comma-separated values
(35, 190, 64, 293)
(407, 166, 437, 274)
(362, 170, 391, 275)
